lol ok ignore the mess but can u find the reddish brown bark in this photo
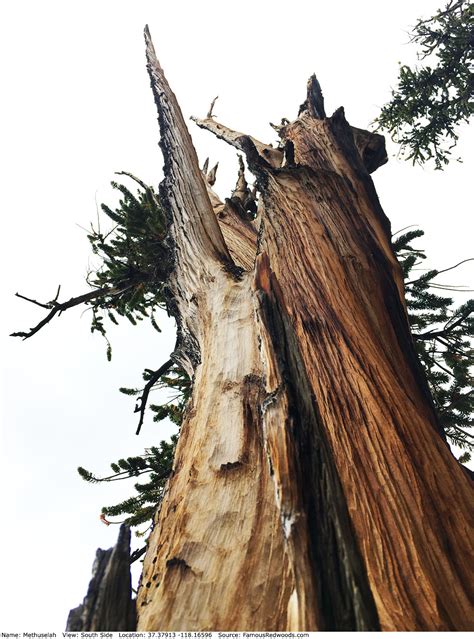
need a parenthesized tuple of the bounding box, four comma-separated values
(136, 29, 473, 631)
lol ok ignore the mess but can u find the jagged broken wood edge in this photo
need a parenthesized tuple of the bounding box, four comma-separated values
(66, 525, 136, 631)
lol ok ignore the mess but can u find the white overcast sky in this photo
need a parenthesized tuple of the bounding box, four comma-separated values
(0, 0, 472, 631)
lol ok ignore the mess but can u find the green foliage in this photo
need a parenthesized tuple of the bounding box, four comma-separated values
(79, 362, 190, 531)
(74, 176, 471, 530)
(149, 368, 191, 425)
(69, 174, 191, 531)
(394, 228, 473, 455)
(85, 173, 169, 357)
(78, 436, 178, 531)
(376, 1, 473, 168)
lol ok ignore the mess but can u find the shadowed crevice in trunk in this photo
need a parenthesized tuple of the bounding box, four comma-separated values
(256, 254, 380, 631)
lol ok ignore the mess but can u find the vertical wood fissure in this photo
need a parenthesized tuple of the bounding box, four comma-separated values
(255, 254, 380, 631)
(246, 109, 474, 630)
(138, 32, 474, 631)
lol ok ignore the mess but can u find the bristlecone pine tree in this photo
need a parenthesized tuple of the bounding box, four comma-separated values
(13, 27, 474, 631)
(132, 29, 473, 631)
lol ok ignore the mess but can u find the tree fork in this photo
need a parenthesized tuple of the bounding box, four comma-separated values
(137, 28, 473, 631)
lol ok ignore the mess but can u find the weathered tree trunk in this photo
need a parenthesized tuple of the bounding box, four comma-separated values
(67, 525, 135, 631)
(136, 28, 474, 631)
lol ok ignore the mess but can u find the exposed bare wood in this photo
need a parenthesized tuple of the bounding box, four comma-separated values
(144, 25, 237, 376)
(144, 26, 231, 270)
(299, 73, 326, 119)
(191, 115, 284, 169)
(246, 108, 473, 630)
(351, 127, 388, 173)
(134, 359, 174, 435)
(139, 30, 303, 630)
(206, 95, 219, 119)
(203, 156, 258, 271)
(206, 161, 218, 186)
(137, 272, 304, 630)
(214, 200, 257, 272)
(136, 31, 473, 632)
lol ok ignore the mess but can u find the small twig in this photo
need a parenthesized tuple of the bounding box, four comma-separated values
(206, 95, 218, 119)
(100, 513, 125, 526)
(428, 284, 474, 291)
(135, 358, 174, 435)
(94, 468, 153, 483)
(431, 358, 456, 378)
(115, 171, 153, 193)
(14, 292, 53, 309)
(406, 258, 474, 285)
(444, 309, 473, 332)
(415, 0, 464, 28)
(392, 224, 420, 237)
(434, 336, 473, 361)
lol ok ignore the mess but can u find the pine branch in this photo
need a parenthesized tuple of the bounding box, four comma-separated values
(413, 307, 472, 340)
(431, 358, 457, 379)
(415, 0, 465, 30)
(442, 390, 474, 412)
(434, 336, 474, 362)
(447, 423, 474, 441)
(406, 258, 473, 286)
(135, 359, 174, 435)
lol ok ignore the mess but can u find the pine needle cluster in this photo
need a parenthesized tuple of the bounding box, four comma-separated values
(119, 365, 190, 426)
(84, 222, 472, 533)
(394, 228, 473, 459)
(376, 1, 473, 168)
(78, 436, 178, 530)
(15, 173, 469, 528)
(85, 173, 170, 359)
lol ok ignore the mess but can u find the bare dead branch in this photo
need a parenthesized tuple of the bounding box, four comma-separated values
(206, 96, 219, 119)
(306, 74, 326, 119)
(191, 115, 284, 169)
(446, 423, 474, 441)
(207, 162, 219, 186)
(11, 284, 135, 340)
(415, 0, 464, 29)
(135, 358, 174, 435)
(144, 25, 231, 266)
(14, 292, 54, 309)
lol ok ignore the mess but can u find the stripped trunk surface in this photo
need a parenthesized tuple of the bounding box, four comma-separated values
(137, 28, 474, 631)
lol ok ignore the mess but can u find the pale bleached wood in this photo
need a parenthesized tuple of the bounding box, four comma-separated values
(144, 27, 230, 269)
(137, 30, 474, 632)
(204, 156, 258, 271)
(138, 30, 310, 631)
(192, 115, 283, 169)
